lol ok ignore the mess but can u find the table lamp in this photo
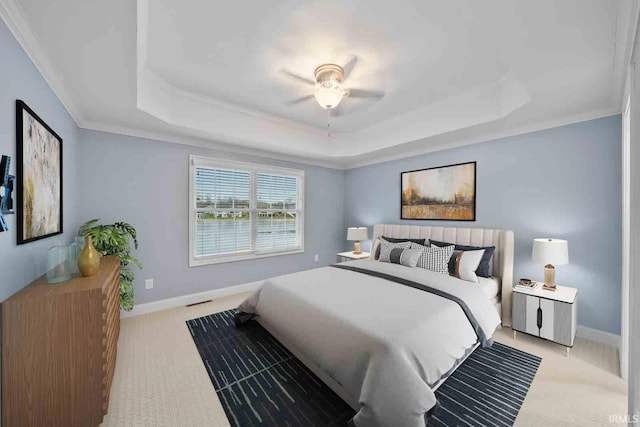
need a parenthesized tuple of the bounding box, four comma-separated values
(532, 238, 569, 291)
(347, 227, 368, 255)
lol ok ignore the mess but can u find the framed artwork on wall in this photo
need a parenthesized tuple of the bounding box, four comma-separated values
(401, 161, 476, 221)
(16, 100, 63, 244)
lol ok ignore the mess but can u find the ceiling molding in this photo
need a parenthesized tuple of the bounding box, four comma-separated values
(613, 0, 640, 110)
(342, 107, 621, 169)
(139, 67, 329, 137)
(0, 0, 84, 125)
(80, 106, 619, 172)
(78, 120, 348, 170)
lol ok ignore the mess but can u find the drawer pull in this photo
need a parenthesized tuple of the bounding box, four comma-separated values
(537, 307, 542, 329)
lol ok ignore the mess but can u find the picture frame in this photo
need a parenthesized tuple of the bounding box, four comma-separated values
(16, 100, 63, 244)
(401, 161, 476, 221)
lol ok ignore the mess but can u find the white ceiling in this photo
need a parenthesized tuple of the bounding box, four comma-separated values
(0, 0, 635, 168)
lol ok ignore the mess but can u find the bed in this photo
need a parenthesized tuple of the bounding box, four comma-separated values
(236, 225, 514, 427)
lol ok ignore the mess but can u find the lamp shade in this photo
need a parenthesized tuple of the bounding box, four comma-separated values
(532, 238, 569, 265)
(347, 227, 368, 241)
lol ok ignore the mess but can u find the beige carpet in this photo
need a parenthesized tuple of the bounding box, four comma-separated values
(102, 292, 627, 427)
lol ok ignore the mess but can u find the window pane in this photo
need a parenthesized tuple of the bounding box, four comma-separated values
(256, 211, 299, 251)
(195, 211, 250, 257)
(196, 167, 250, 209)
(256, 174, 297, 209)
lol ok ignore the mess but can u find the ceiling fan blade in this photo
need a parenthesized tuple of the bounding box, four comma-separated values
(342, 55, 358, 80)
(286, 95, 315, 106)
(348, 89, 385, 99)
(279, 69, 315, 86)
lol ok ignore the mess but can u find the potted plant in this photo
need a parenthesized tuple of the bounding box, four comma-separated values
(78, 219, 141, 311)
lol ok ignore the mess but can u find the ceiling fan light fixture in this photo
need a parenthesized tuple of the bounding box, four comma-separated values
(314, 87, 344, 110)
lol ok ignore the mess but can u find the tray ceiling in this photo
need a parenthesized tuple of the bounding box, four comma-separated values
(2, 0, 634, 167)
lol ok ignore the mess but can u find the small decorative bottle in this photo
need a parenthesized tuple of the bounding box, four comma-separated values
(78, 235, 101, 277)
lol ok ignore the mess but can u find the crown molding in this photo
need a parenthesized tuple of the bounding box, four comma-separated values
(82, 106, 619, 172)
(79, 119, 348, 170)
(139, 67, 328, 137)
(613, 0, 640, 110)
(0, 0, 84, 124)
(342, 107, 621, 169)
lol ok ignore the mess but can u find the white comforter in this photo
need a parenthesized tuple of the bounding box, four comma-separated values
(238, 260, 501, 427)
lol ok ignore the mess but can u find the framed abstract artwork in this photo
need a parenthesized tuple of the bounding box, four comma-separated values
(401, 161, 476, 221)
(16, 100, 63, 244)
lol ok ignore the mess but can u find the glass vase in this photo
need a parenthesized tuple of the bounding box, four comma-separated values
(68, 237, 85, 275)
(47, 245, 73, 284)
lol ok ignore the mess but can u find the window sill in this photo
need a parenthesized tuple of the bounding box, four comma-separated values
(189, 247, 304, 267)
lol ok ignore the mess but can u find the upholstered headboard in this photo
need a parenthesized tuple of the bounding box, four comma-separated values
(372, 224, 515, 327)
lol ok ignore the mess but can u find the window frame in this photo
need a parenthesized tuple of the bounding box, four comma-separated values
(188, 155, 305, 267)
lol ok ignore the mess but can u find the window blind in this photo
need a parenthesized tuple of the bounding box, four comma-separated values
(194, 168, 251, 257)
(191, 160, 303, 264)
(256, 173, 300, 251)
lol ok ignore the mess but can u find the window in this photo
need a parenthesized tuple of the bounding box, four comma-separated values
(189, 155, 304, 266)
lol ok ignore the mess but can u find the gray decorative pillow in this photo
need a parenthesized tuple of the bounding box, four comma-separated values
(411, 243, 455, 274)
(450, 249, 485, 283)
(378, 240, 412, 263)
(379, 246, 422, 267)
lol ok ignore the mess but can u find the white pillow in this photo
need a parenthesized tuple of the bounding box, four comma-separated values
(369, 238, 381, 260)
(411, 243, 455, 274)
(450, 249, 486, 283)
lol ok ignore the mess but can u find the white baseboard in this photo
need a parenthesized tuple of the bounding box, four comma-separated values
(120, 281, 262, 318)
(576, 325, 621, 350)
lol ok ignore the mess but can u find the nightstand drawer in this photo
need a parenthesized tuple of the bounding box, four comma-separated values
(513, 290, 577, 347)
(553, 298, 577, 346)
(514, 292, 542, 336)
(539, 298, 555, 340)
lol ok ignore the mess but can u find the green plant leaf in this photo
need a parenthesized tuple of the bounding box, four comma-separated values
(79, 219, 141, 312)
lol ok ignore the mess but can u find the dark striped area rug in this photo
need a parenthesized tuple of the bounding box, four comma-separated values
(187, 310, 541, 427)
(430, 342, 541, 427)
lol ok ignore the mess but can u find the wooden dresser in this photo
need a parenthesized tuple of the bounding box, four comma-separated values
(2, 256, 121, 427)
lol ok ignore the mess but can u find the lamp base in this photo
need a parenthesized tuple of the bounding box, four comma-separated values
(543, 264, 556, 291)
(353, 241, 362, 255)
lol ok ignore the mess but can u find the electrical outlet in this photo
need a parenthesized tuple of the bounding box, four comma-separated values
(145, 279, 154, 289)
(314, 254, 319, 262)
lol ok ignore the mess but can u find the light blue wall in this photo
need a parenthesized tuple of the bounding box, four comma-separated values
(0, 19, 79, 302)
(0, 17, 80, 421)
(345, 116, 622, 335)
(77, 129, 345, 304)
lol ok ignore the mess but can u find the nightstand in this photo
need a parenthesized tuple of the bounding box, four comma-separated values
(336, 251, 370, 263)
(512, 284, 577, 356)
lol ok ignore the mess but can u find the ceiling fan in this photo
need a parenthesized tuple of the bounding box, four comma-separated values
(281, 58, 385, 113)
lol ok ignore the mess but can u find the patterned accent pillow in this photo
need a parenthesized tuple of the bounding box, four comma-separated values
(429, 239, 496, 278)
(450, 249, 486, 283)
(379, 246, 423, 267)
(411, 243, 455, 274)
(378, 240, 412, 263)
